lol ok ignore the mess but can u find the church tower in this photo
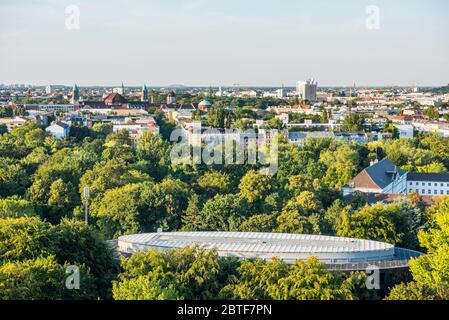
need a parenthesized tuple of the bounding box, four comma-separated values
(167, 90, 176, 105)
(141, 84, 148, 102)
(71, 84, 79, 104)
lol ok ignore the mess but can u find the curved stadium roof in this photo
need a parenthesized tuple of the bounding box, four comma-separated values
(117, 232, 422, 271)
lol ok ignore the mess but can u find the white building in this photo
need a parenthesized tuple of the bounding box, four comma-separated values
(0, 116, 28, 131)
(343, 159, 449, 197)
(288, 131, 335, 145)
(395, 124, 414, 139)
(112, 117, 159, 142)
(275, 113, 289, 126)
(45, 121, 70, 139)
(296, 79, 318, 102)
(407, 173, 449, 196)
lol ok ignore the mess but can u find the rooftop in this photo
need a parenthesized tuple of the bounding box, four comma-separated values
(116, 232, 423, 270)
(348, 159, 407, 190)
(408, 172, 449, 182)
(119, 232, 393, 254)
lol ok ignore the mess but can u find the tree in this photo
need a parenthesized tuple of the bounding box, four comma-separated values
(51, 219, 118, 298)
(197, 171, 231, 195)
(92, 122, 113, 139)
(240, 214, 277, 232)
(276, 191, 324, 234)
(0, 217, 117, 299)
(0, 256, 97, 300)
(79, 159, 151, 205)
(113, 246, 222, 300)
(336, 202, 420, 247)
(140, 178, 191, 231)
(320, 143, 360, 189)
(0, 197, 37, 218)
(262, 118, 284, 130)
(181, 194, 206, 231)
(220, 257, 366, 300)
(102, 130, 135, 162)
(387, 198, 449, 300)
(423, 107, 440, 120)
(341, 113, 365, 132)
(136, 132, 170, 180)
(238, 170, 275, 204)
(47, 179, 79, 220)
(0, 160, 29, 197)
(0, 217, 58, 262)
(198, 194, 249, 231)
(90, 183, 145, 239)
(208, 104, 233, 129)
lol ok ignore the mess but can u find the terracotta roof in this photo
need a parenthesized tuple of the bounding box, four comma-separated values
(104, 93, 128, 105)
(344, 192, 438, 207)
(347, 159, 407, 190)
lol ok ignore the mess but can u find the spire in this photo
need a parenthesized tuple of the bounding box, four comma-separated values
(141, 84, 148, 102)
(71, 84, 80, 104)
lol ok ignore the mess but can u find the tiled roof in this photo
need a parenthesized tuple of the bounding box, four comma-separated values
(408, 172, 449, 182)
(348, 159, 407, 190)
(54, 121, 69, 129)
(104, 92, 128, 105)
(344, 192, 438, 207)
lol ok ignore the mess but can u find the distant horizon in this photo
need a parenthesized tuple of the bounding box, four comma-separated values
(1, 82, 447, 89)
(1, 0, 448, 86)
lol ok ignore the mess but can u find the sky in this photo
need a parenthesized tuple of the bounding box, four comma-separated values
(0, 0, 448, 87)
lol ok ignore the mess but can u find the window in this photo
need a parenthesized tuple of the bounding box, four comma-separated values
(422, 190, 426, 194)
(428, 183, 432, 186)
(428, 190, 431, 194)
(409, 182, 413, 186)
(434, 190, 438, 195)
(416, 182, 419, 186)
(409, 189, 413, 193)
(441, 190, 444, 195)
(435, 183, 438, 187)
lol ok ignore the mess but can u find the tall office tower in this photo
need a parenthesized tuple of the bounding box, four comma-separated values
(296, 79, 318, 102)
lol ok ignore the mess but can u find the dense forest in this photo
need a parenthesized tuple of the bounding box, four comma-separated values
(1, 114, 449, 300)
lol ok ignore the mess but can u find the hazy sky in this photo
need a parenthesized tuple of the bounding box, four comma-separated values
(1, 0, 448, 87)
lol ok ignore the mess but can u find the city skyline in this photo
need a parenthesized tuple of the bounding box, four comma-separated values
(1, 0, 449, 86)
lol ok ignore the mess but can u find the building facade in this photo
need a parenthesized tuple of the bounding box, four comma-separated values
(296, 79, 318, 102)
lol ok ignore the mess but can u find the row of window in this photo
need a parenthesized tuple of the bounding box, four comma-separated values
(409, 189, 449, 195)
(409, 181, 449, 187)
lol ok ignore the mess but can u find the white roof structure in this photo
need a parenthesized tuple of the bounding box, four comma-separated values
(117, 232, 422, 271)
